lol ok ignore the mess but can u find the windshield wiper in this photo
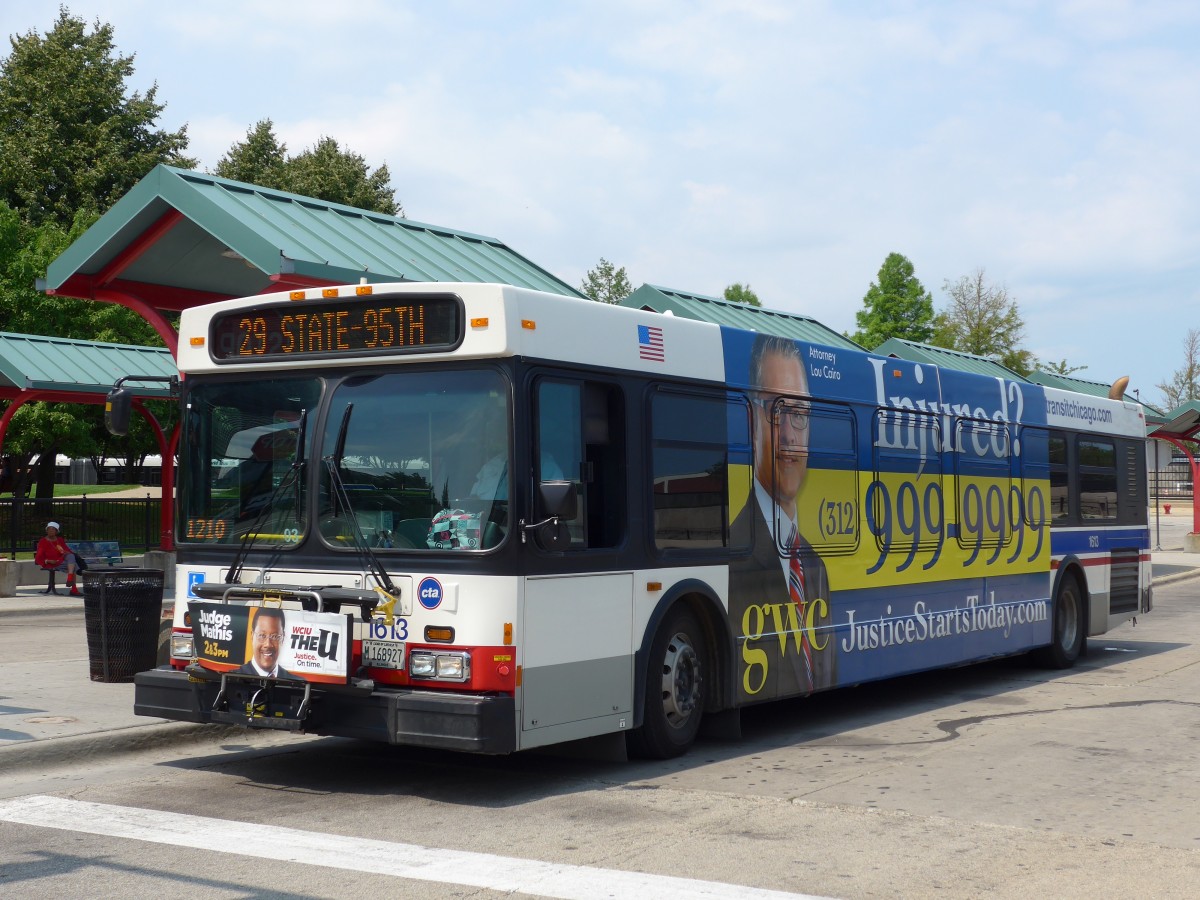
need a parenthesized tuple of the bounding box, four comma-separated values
(225, 410, 307, 585)
(322, 404, 400, 616)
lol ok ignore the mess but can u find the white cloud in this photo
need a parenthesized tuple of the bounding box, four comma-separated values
(3, 0, 1200, 394)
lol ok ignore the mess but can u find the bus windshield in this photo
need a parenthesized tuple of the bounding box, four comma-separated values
(319, 368, 510, 551)
(180, 377, 322, 545)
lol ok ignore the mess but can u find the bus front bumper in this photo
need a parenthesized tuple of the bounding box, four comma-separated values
(133, 667, 516, 754)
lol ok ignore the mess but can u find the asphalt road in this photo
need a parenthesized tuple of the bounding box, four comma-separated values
(3, 579, 1200, 898)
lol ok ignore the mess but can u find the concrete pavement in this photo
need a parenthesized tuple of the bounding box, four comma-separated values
(2, 511, 1199, 774)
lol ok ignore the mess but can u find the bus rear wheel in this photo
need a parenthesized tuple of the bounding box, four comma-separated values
(1034, 572, 1084, 668)
(628, 606, 706, 759)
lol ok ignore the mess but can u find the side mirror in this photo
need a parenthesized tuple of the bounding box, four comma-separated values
(531, 480, 577, 551)
(538, 480, 578, 520)
(105, 386, 133, 436)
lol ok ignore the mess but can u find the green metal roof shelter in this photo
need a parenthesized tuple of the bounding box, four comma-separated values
(873, 337, 1029, 382)
(0, 332, 175, 400)
(1145, 400, 1200, 539)
(619, 284, 865, 351)
(24, 164, 582, 549)
(39, 164, 584, 357)
(1027, 370, 1164, 423)
(0, 332, 178, 541)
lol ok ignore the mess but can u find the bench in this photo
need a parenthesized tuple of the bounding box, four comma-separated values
(34, 539, 121, 594)
(72, 540, 125, 567)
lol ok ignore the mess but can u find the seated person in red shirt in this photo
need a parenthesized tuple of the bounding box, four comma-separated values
(35, 521, 80, 596)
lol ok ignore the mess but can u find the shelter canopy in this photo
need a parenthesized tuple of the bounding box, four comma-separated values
(39, 164, 583, 355)
(874, 337, 1028, 383)
(621, 284, 864, 351)
(0, 331, 174, 402)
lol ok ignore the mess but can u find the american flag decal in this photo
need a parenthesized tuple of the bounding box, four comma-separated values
(638, 324, 665, 361)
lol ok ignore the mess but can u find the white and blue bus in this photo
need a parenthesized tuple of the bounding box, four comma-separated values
(130, 281, 1151, 758)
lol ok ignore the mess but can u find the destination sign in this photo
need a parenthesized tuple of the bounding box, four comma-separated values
(210, 294, 463, 361)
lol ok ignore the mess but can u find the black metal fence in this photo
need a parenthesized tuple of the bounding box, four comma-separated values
(1149, 470, 1195, 501)
(3, 497, 163, 558)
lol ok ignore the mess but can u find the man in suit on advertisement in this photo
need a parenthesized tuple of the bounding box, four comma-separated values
(730, 334, 836, 700)
(235, 607, 299, 680)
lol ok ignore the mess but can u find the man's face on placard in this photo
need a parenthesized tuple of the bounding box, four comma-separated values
(753, 349, 810, 510)
(251, 612, 284, 671)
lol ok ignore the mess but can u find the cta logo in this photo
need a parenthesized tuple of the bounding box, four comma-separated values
(418, 577, 443, 610)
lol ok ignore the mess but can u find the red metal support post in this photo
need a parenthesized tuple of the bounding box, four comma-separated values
(1151, 435, 1200, 535)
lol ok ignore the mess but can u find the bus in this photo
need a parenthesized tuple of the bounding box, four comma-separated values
(128, 281, 1151, 758)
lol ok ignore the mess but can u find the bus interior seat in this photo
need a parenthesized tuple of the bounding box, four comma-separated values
(395, 518, 432, 547)
(482, 521, 503, 549)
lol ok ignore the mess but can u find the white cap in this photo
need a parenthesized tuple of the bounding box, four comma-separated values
(46, 521, 60, 530)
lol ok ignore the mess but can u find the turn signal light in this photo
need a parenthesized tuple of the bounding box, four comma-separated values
(424, 626, 455, 643)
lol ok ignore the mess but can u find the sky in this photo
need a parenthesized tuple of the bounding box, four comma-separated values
(2, 0, 1198, 408)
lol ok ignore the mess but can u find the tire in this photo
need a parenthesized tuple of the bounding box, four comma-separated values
(627, 606, 706, 759)
(1034, 572, 1085, 668)
(157, 619, 172, 667)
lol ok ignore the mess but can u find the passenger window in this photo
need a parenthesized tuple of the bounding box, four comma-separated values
(650, 389, 740, 550)
(535, 378, 625, 550)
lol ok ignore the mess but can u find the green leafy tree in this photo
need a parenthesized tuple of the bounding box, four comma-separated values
(1157, 328, 1200, 410)
(851, 252, 935, 348)
(0, 11, 188, 495)
(724, 283, 761, 307)
(215, 121, 400, 215)
(580, 257, 633, 304)
(0, 9, 193, 228)
(1041, 359, 1087, 377)
(932, 268, 1034, 376)
(0, 201, 165, 497)
(212, 119, 286, 187)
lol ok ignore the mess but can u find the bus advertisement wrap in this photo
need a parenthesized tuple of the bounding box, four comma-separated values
(722, 329, 1056, 702)
(190, 603, 353, 684)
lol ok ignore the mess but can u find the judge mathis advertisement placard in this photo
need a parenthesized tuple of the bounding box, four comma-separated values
(190, 602, 353, 684)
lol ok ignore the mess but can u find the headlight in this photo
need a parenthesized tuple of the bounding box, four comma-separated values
(171, 633, 194, 659)
(408, 650, 471, 682)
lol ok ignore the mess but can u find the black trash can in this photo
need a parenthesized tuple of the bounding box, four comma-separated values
(82, 568, 165, 683)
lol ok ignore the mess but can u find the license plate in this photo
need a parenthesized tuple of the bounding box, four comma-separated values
(362, 640, 405, 669)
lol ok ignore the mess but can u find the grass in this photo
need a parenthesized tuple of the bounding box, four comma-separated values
(0, 484, 144, 499)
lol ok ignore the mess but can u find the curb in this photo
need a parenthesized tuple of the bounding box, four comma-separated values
(0, 721, 252, 774)
(1151, 569, 1200, 587)
(0, 598, 173, 619)
(0, 601, 86, 618)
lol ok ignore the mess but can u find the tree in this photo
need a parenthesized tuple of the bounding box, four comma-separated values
(580, 257, 632, 304)
(932, 268, 1034, 376)
(851, 252, 935, 349)
(0, 9, 193, 228)
(215, 121, 401, 216)
(1157, 328, 1200, 410)
(1041, 359, 1087, 377)
(212, 119, 286, 187)
(0, 199, 168, 497)
(0, 11, 194, 496)
(724, 283, 761, 307)
(286, 136, 399, 215)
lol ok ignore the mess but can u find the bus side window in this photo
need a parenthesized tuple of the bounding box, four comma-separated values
(1078, 437, 1118, 520)
(649, 388, 738, 551)
(535, 378, 625, 549)
(1048, 432, 1071, 521)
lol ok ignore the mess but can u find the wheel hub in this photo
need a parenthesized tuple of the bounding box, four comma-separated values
(660, 632, 701, 729)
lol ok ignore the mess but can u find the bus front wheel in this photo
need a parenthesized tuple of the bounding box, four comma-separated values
(1034, 572, 1084, 668)
(628, 606, 706, 759)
